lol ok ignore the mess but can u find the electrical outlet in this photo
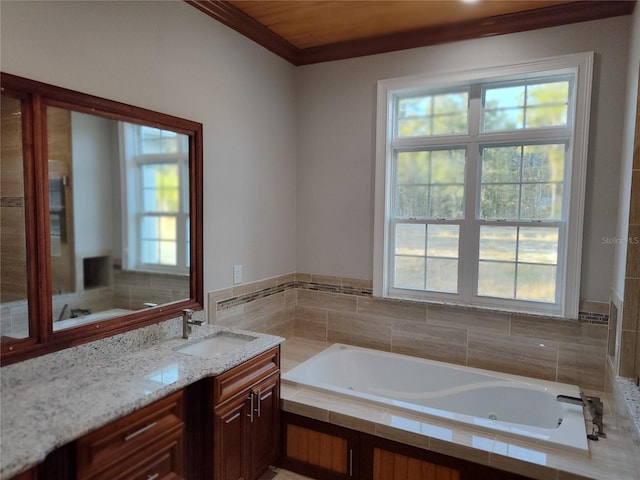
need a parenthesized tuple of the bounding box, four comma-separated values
(233, 265, 242, 284)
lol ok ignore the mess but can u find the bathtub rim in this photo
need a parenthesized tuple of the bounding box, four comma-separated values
(282, 342, 590, 454)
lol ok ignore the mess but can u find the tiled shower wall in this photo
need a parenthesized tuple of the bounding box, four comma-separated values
(209, 273, 610, 391)
(618, 75, 640, 380)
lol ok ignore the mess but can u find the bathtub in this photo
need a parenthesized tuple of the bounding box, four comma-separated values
(282, 343, 589, 453)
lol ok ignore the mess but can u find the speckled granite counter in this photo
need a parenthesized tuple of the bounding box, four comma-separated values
(0, 312, 284, 479)
(617, 377, 640, 434)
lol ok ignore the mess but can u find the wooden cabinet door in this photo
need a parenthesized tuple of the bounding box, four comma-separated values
(214, 392, 251, 480)
(281, 413, 358, 480)
(9, 468, 37, 480)
(250, 373, 280, 480)
(371, 448, 460, 480)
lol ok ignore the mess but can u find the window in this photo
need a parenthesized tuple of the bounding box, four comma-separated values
(121, 123, 190, 275)
(374, 53, 593, 317)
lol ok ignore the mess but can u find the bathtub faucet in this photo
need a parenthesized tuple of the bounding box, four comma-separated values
(557, 392, 605, 438)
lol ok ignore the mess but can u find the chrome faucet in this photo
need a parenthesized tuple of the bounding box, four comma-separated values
(182, 309, 203, 339)
(557, 392, 606, 438)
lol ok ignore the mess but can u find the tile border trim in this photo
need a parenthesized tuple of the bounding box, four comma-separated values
(211, 274, 608, 325)
(217, 280, 373, 311)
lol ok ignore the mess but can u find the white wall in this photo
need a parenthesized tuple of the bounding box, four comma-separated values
(1, 1, 634, 306)
(296, 16, 631, 302)
(71, 112, 116, 257)
(613, 7, 640, 297)
(0, 1, 298, 300)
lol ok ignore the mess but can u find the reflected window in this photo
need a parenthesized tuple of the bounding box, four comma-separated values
(121, 123, 189, 275)
(1, 72, 202, 364)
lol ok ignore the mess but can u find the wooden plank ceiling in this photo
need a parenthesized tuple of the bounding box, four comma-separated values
(187, 0, 636, 65)
(227, 0, 571, 49)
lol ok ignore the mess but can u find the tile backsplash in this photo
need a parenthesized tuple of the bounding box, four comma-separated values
(209, 273, 610, 391)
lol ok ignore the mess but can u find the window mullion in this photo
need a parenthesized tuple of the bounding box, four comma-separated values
(462, 142, 479, 302)
(391, 135, 472, 150)
(475, 128, 571, 144)
(468, 83, 482, 136)
(461, 87, 482, 302)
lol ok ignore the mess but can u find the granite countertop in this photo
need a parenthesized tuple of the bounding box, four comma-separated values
(0, 313, 284, 479)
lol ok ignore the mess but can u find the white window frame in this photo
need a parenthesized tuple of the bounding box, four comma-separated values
(373, 52, 593, 318)
(120, 122, 190, 276)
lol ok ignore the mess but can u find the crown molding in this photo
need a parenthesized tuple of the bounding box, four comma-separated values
(187, 1, 635, 66)
(186, 0, 301, 64)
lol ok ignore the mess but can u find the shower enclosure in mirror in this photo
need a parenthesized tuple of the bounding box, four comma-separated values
(1, 92, 30, 339)
(0, 73, 203, 364)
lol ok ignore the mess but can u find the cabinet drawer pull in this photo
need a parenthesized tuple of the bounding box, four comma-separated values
(146, 474, 160, 480)
(124, 421, 157, 441)
(349, 448, 353, 477)
(248, 393, 254, 422)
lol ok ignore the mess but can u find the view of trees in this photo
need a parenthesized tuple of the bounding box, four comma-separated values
(392, 79, 569, 302)
(480, 143, 565, 220)
(395, 149, 465, 219)
(397, 91, 468, 137)
(484, 80, 570, 131)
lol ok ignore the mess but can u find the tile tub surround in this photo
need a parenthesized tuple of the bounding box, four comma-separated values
(280, 337, 640, 480)
(208, 274, 609, 391)
(0, 312, 284, 479)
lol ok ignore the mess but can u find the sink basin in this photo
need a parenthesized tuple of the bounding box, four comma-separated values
(177, 332, 257, 359)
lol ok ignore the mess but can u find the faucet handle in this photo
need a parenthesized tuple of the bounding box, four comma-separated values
(183, 309, 204, 325)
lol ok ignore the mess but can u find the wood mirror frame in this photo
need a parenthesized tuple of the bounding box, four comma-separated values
(1, 72, 203, 365)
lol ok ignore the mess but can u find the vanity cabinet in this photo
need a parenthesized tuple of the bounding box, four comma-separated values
(5, 346, 283, 480)
(76, 391, 184, 480)
(212, 347, 280, 480)
(10, 468, 37, 480)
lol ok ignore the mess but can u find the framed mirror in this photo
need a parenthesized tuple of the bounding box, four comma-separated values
(0, 73, 203, 364)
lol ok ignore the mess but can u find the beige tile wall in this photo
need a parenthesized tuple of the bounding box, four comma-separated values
(113, 268, 190, 310)
(209, 273, 297, 338)
(209, 273, 610, 391)
(617, 70, 640, 380)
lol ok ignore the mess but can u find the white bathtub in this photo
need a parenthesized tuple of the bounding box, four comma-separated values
(282, 343, 589, 453)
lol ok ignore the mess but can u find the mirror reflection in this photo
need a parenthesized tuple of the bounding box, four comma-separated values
(0, 93, 29, 339)
(1, 104, 190, 338)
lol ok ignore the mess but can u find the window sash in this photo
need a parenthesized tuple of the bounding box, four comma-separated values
(136, 211, 189, 271)
(375, 53, 593, 317)
(120, 122, 190, 275)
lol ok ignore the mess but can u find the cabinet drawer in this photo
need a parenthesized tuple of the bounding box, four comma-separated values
(91, 428, 184, 480)
(77, 391, 184, 479)
(213, 347, 280, 405)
